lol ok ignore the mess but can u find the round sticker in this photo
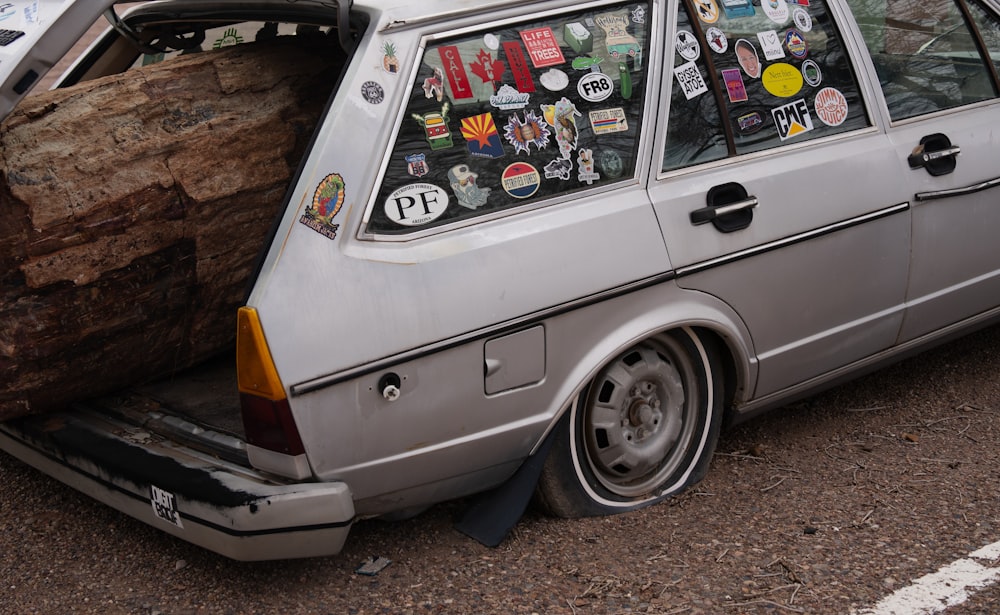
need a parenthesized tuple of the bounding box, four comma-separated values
(577, 72, 615, 102)
(597, 150, 625, 178)
(762, 62, 803, 97)
(693, 0, 720, 23)
(540, 68, 569, 91)
(361, 81, 384, 104)
(484, 33, 500, 50)
(801, 59, 822, 87)
(675, 30, 701, 61)
(501, 163, 541, 199)
(762, 0, 790, 25)
(793, 8, 813, 32)
(784, 29, 808, 59)
(706, 27, 728, 54)
(384, 183, 449, 226)
(815, 87, 849, 126)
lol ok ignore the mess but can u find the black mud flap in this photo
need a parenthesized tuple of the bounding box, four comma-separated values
(454, 426, 556, 547)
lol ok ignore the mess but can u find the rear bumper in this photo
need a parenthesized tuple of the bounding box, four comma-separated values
(0, 410, 355, 561)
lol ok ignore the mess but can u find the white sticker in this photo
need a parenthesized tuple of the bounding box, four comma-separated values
(577, 72, 615, 102)
(772, 98, 815, 141)
(150, 485, 184, 528)
(801, 59, 822, 86)
(675, 30, 701, 62)
(589, 108, 629, 134)
(761, 0, 790, 24)
(384, 183, 449, 226)
(706, 27, 728, 54)
(757, 30, 786, 61)
(673, 61, 708, 100)
(793, 8, 813, 32)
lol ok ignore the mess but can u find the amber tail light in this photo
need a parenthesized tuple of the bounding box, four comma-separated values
(236, 307, 306, 456)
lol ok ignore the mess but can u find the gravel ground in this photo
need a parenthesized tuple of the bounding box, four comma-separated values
(1, 324, 999, 614)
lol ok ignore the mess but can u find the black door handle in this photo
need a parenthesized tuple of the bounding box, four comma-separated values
(690, 182, 757, 233)
(908, 133, 960, 176)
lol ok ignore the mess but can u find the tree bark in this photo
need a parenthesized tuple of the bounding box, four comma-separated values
(0, 36, 342, 419)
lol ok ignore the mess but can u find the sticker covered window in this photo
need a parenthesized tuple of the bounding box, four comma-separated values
(367, 2, 650, 236)
(663, 0, 868, 171)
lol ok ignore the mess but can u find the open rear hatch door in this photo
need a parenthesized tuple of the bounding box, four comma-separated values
(0, 0, 117, 119)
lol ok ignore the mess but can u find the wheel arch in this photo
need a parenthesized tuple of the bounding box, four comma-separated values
(531, 287, 757, 456)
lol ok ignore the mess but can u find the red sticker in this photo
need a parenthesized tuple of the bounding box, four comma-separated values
(519, 27, 566, 68)
(438, 46, 473, 99)
(502, 41, 536, 92)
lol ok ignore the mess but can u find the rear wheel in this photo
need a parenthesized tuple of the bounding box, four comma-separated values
(537, 328, 723, 517)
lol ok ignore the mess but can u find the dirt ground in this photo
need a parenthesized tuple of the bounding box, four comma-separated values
(1, 323, 998, 614)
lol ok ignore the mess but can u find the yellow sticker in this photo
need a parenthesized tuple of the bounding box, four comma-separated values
(762, 62, 804, 98)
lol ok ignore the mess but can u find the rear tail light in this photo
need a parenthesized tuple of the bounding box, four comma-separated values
(239, 394, 305, 456)
(236, 307, 305, 456)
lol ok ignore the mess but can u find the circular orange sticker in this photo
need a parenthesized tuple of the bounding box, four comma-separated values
(762, 62, 804, 98)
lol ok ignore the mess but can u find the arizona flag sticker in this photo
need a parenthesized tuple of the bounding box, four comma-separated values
(461, 113, 505, 158)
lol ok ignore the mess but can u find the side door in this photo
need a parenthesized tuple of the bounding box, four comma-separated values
(649, 0, 911, 399)
(845, 0, 1000, 342)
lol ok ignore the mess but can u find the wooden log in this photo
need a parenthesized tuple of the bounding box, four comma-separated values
(0, 36, 343, 419)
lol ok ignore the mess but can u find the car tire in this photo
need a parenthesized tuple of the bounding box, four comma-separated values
(536, 328, 724, 517)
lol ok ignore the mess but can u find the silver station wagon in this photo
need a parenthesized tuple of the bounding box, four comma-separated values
(1, 0, 999, 560)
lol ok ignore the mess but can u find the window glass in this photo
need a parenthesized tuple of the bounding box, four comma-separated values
(967, 0, 1000, 76)
(664, 0, 868, 172)
(848, 0, 997, 121)
(367, 2, 650, 236)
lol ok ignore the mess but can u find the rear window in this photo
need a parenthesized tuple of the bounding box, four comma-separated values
(365, 1, 651, 236)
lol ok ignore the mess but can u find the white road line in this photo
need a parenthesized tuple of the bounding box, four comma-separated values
(853, 540, 1000, 615)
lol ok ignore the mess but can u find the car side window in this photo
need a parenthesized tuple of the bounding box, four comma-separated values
(847, 0, 1000, 121)
(663, 0, 869, 172)
(366, 2, 650, 236)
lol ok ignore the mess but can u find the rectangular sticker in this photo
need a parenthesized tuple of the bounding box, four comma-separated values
(722, 68, 748, 102)
(519, 27, 566, 68)
(438, 45, 473, 99)
(150, 485, 184, 528)
(502, 41, 536, 92)
(589, 108, 629, 134)
(673, 61, 708, 100)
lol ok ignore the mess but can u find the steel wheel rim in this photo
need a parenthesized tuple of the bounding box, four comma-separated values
(581, 336, 701, 498)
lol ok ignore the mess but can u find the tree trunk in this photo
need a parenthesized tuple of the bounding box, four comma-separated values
(0, 36, 342, 419)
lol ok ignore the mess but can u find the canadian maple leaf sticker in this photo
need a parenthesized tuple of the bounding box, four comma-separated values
(470, 49, 506, 84)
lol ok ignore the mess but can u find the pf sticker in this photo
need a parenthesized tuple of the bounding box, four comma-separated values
(384, 183, 449, 226)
